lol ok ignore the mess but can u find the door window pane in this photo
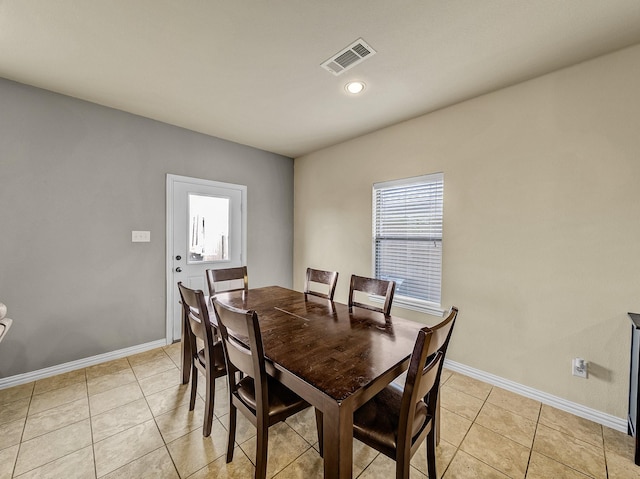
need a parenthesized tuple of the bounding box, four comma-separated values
(188, 194, 230, 263)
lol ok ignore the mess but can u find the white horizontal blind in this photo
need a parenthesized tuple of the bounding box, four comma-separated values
(373, 173, 443, 305)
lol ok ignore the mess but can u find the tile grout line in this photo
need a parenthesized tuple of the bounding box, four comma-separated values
(529, 407, 604, 479)
(441, 379, 544, 479)
(140, 349, 182, 479)
(601, 422, 609, 479)
(354, 454, 379, 479)
(436, 372, 456, 478)
(91, 355, 170, 478)
(13, 376, 92, 478)
(444, 382, 494, 478)
(10, 382, 33, 479)
(522, 399, 543, 479)
(436, 372, 491, 477)
(87, 368, 100, 479)
(270, 422, 317, 479)
(90, 350, 181, 477)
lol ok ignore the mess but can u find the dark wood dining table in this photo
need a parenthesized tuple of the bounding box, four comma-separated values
(180, 285, 424, 479)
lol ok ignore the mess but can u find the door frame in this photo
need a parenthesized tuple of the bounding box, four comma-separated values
(165, 174, 247, 343)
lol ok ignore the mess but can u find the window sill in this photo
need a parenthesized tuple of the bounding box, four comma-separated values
(369, 294, 444, 317)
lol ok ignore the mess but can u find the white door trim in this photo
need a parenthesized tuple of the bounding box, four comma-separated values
(165, 174, 247, 343)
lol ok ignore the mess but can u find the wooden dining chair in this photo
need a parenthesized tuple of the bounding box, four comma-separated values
(177, 283, 227, 437)
(348, 274, 396, 316)
(352, 306, 458, 479)
(206, 266, 248, 296)
(212, 299, 313, 479)
(304, 267, 339, 300)
(425, 306, 459, 446)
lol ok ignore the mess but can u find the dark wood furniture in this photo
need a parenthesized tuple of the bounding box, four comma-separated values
(213, 299, 313, 479)
(348, 274, 396, 316)
(177, 283, 227, 437)
(627, 312, 640, 466)
(206, 266, 248, 296)
(304, 267, 339, 300)
(187, 285, 423, 479)
(352, 307, 458, 478)
(427, 306, 459, 446)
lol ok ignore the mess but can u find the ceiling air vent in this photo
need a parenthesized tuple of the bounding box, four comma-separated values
(321, 38, 376, 76)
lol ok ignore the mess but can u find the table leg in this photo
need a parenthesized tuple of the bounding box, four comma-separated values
(323, 401, 353, 479)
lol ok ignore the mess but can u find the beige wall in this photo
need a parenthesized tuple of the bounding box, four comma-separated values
(293, 44, 640, 418)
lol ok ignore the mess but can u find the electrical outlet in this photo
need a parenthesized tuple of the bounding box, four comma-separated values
(572, 358, 588, 378)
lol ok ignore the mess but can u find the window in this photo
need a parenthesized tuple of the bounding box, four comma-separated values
(188, 194, 230, 263)
(373, 173, 444, 314)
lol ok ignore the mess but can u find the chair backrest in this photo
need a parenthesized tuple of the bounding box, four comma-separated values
(424, 306, 458, 404)
(304, 268, 339, 300)
(177, 282, 218, 357)
(206, 266, 248, 296)
(426, 307, 458, 359)
(397, 327, 442, 454)
(212, 299, 268, 407)
(397, 307, 458, 456)
(348, 275, 396, 316)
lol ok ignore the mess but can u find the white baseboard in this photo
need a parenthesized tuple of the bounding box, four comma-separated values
(444, 359, 627, 433)
(0, 339, 168, 390)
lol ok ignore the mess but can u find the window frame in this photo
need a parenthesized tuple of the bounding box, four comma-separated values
(371, 173, 444, 316)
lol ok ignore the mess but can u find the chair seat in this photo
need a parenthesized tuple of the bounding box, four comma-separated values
(235, 376, 308, 418)
(196, 343, 227, 373)
(353, 382, 430, 457)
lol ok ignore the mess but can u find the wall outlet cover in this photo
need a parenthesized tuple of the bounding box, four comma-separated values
(132, 231, 151, 242)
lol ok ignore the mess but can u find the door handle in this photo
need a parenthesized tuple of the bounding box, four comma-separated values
(175, 267, 182, 273)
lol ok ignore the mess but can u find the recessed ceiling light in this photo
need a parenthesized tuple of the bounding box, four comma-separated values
(345, 81, 366, 94)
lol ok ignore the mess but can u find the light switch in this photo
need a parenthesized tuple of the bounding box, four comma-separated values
(132, 231, 151, 242)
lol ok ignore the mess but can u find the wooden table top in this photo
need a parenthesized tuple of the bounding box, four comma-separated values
(213, 285, 423, 402)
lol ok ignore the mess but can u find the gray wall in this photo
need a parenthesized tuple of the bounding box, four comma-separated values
(0, 78, 293, 378)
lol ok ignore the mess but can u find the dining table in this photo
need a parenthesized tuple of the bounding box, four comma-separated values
(180, 285, 424, 479)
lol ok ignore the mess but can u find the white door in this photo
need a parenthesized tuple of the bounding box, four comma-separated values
(166, 174, 247, 342)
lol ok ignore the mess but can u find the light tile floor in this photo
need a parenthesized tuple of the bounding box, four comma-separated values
(1, 343, 639, 478)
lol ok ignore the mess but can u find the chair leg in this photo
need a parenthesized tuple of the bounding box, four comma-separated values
(436, 391, 441, 446)
(226, 404, 237, 463)
(426, 428, 437, 479)
(315, 408, 324, 457)
(255, 421, 269, 479)
(181, 326, 191, 385)
(189, 364, 198, 411)
(396, 449, 411, 479)
(203, 374, 214, 437)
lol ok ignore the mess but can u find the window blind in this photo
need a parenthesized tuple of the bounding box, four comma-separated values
(373, 173, 443, 305)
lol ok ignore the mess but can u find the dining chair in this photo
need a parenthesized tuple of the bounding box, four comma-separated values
(352, 306, 458, 479)
(425, 306, 459, 446)
(206, 266, 248, 296)
(304, 267, 339, 300)
(212, 298, 313, 479)
(177, 283, 227, 437)
(348, 274, 396, 316)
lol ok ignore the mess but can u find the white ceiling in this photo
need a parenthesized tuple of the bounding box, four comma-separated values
(1, 1, 640, 158)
